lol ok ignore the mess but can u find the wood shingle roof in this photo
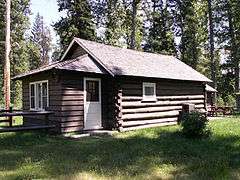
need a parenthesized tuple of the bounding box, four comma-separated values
(74, 38, 211, 82)
(14, 38, 211, 82)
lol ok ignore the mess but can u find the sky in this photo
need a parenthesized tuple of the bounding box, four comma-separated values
(29, 0, 65, 44)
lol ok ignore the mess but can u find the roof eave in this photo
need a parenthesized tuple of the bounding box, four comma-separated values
(12, 67, 56, 81)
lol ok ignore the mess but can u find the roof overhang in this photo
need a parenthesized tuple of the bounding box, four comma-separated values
(205, 84, 217, 92)
(12, 54, 108, 80)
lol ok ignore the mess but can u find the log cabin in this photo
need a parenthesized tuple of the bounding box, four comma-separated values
(13, 38, 211, 133)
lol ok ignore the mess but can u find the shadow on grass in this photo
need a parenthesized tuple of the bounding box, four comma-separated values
(0, 128, 240, 179)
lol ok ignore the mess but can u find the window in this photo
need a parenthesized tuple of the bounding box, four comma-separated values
(29, 81, 49, 110)
(86, 80, 99, 102)
(143, 82, 156, 101)
(30, 84, 35, 109)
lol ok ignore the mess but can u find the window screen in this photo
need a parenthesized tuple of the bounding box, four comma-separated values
(143, 82, 156, 100)
(144, 86, 154, 96)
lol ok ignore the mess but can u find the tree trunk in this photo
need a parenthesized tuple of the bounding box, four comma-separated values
(130, 0, 137, 49)
(4, 0, 11, 110)
(207, 0, 216, 104)
(227, 4, 239, 93)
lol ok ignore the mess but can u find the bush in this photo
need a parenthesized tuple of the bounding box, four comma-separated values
(216, 96, 224, 107)
(224, 95, 236, 107)
(180, 111, 211, 138)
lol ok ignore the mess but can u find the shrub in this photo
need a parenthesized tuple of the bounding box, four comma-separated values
(225, 95, 236, 107)
(180, 111, 211, 138)
(216, 96, 224, 107)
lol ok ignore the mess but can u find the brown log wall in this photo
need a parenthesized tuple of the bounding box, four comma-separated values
(22, 71, 62, 132)
(22, 71, 206, 132)
(57, 73, 113, 132)
(118, 77, 205, 129)
(22, 70, 113, 133)
(56, 73, 84, 133)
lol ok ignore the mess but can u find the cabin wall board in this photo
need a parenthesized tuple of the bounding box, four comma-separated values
(64, 43, 87, 60)
(22, 71, 206, 132)
(22, 70, 62, 132)
(22, 70, 113, 133)
(118, 77, 205, 129)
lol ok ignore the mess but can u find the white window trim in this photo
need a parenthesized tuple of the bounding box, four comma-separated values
(142, 82, 157, 101)
(29, 80, 49, 111)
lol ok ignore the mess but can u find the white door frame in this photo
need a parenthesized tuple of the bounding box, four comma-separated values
(83, 77, 102, 130)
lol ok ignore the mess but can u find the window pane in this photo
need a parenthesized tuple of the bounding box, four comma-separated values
(30, 97, 35, 109)
(42, 97, 48, 110)
(42, 82, 47, 96)
(145, 86, 154, 96)
(86, 80, 99, 102)
(30, 84, 35, 109)
(37, 83, 42, 109)
(30, 84, 35, 96)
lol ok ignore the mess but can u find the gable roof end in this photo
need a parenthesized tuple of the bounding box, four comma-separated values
(61, 38, 114, 76)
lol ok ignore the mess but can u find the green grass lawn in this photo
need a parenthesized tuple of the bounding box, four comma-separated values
(1, 117, 240, 179)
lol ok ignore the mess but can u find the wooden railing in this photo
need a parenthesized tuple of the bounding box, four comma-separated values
(0, 107, 15, 126)
(0, 109, 55, 132)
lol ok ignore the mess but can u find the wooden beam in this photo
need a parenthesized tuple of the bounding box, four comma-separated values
(122, 110, 180, 120)
(122, 106, 181, 114)
(122, 95, 205, 101)
(0, 111, 54, 117)
(122, 122, 177, 132)
(114, 82, 123, 131)
(122, 99, 204, 108)
(122, 117, 178, 127)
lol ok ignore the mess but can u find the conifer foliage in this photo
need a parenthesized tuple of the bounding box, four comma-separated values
(54, 0, 97, 49)
(144, 0, 175, 54)
(29, 13, 52, 69)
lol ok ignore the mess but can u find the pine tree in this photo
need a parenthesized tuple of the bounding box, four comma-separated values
(169, 0, 209, 71)
(129, 0, 141, 49)
(104, 0, 126, 46)
(0, 0, 31, 108)
(180, 0, 202, 69)
(214, 0, 240, 106)
(54, 0, 97, 49)
(123, 0, 143, 50)
(207, 0, 215, 83)
(30, 13, 52, 69)
(51, 40, 63, 61)
(144, 0, 176, 54)
(228, 0, 240, 95)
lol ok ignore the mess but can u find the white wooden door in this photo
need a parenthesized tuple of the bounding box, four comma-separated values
(84, 78, 102, 130)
